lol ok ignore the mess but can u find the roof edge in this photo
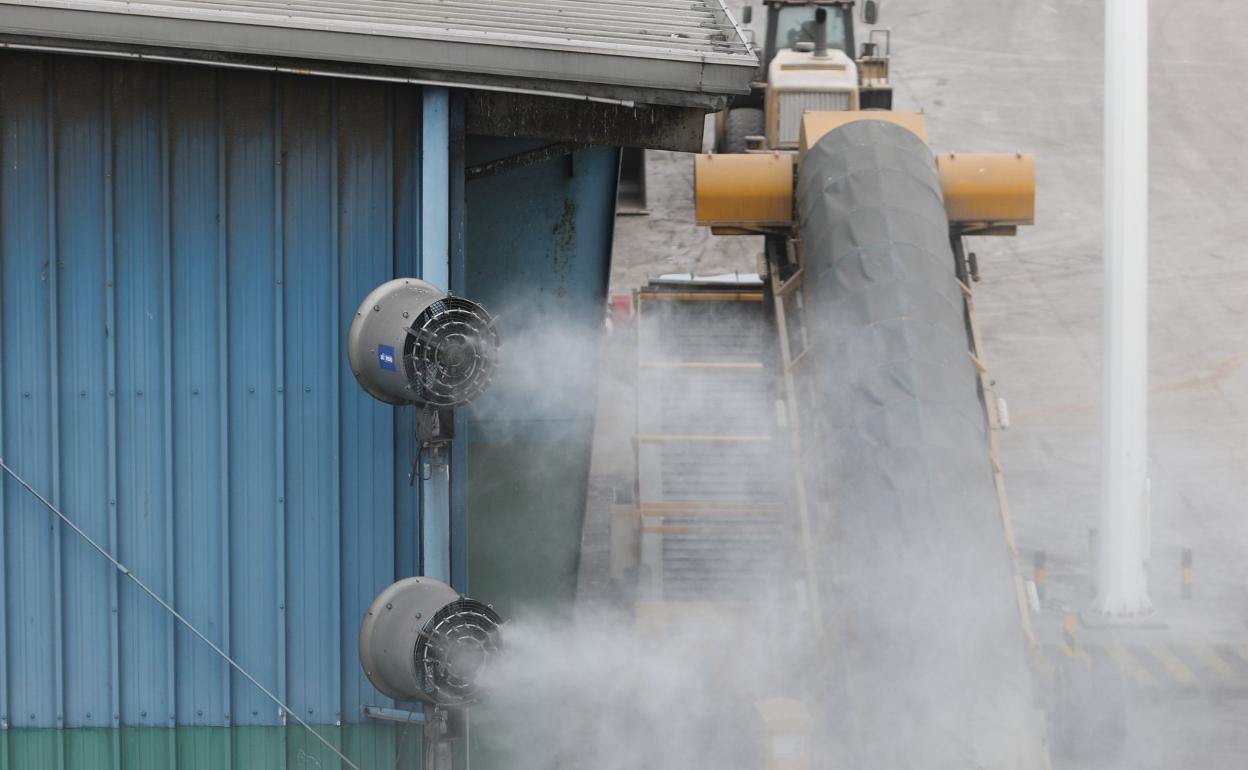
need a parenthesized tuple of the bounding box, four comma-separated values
(0, 4, 758, 108)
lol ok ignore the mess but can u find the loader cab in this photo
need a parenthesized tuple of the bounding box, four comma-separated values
(717, 0, 891, 152)
(762, 1, 856, 71)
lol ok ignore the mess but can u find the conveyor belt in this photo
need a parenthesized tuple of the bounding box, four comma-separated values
(794, 120, 1047, 769)
(629, 122, 1047, 769)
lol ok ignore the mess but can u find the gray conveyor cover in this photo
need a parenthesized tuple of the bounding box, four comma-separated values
(796, 121, 1046, 769)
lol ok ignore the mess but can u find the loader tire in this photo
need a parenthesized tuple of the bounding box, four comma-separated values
(722, 108, 765, 153)
(1048, 653, 1127, 761)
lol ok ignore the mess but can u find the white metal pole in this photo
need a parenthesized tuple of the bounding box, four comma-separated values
(1094, 0, 1152, 617)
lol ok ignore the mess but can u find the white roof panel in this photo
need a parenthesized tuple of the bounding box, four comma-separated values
(0, 0, 759, 106)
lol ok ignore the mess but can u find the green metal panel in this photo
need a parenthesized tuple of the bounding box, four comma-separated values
(466, 441, 596, 617)
(65, 729, 114, 769)
(462, 138, 619, 770)
(462, 139, 620, 620)
(5, 730, 61, 770)
(121, 728, 174, 770)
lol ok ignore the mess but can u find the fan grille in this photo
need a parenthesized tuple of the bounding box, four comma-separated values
(402, 297, 498, 407)
(412, 599, 502, 707)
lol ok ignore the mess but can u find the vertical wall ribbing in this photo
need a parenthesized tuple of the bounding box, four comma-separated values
(328, 84, 343, 728)
(336, 82, 403, 737)
(279, 75, 340, 733)
(0, 48, 9, 764)
(383, 89, 397, 601)
(101, 67, 123, 763)
(45, 65, 67, 765)
(169, 67, 231, 737)
(381, 88, 396, 708)
(392, 90, 421, 583)
(214, 72, 233, 733)
(55, 60, 113, 755)
(381, 83, 398, 703)
(158, 66, 179, 734)
(113, 62, 174, 761)
(271, 75, 288, 729)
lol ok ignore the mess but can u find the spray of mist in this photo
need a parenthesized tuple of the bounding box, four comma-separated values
(462, 246, 1048, 769)
(461, 293, 820, 770)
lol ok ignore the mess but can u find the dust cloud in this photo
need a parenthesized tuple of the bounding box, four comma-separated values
(467, 296, 811, 770)
(474, 605, 777, 770)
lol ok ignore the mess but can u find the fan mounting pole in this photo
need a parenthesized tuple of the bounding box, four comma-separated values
(422, 86, 453, 583)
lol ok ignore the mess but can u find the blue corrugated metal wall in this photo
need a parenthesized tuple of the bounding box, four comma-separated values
(0, 51, 435, 735)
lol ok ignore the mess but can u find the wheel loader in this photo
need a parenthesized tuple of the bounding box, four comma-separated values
(714, 0, 893, 153)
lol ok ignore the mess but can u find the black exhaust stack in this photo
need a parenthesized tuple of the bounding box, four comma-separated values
(814, 8, 829, 57)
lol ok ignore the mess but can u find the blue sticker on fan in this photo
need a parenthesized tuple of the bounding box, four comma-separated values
(378, 344, 397, 371)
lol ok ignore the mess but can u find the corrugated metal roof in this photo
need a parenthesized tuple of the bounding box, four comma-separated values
(0, 0, 758, 107)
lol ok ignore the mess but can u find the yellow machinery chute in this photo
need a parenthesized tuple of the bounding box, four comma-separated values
(695, 112, 1035, 234)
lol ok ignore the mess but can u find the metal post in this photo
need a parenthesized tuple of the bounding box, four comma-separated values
(1033, 550, 1047, 602)
(421, 83, 461, 770)
(1181, 548, 1193, 600)
(1093, 0, 1152, 618)
(421, 86, 452, 584)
